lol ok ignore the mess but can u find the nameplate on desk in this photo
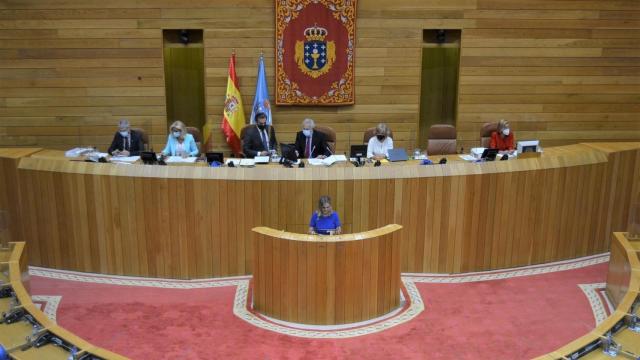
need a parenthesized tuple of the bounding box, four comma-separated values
(239, 159, 255, 167)
(254, 156, 270, 164)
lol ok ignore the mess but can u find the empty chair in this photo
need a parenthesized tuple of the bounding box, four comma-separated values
(480, 122, 498, 148)
(363, 127, 394, 144)
(314, 125, 337, 154)
(186, 126, 203, 154)
(427, 124, 457, 155)
(131, 127, 149, 151)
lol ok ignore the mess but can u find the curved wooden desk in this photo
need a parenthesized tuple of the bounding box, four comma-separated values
(252, 225, 402, 325)
(0, 143, 638, 279)
(0, 242, 127, 360)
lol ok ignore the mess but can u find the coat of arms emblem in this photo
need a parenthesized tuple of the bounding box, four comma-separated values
(294, 24, 336, 79)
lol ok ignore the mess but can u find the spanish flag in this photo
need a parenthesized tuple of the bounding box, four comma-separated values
(218, 53, 246, 155)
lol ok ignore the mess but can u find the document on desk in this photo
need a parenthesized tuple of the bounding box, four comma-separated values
(165, 156, 198, 163)
(458, 154, 477, 161)
(331, 154, 347, 162)
(111, 156, 140, 163)
(308, 155, 348, 166)
(65, 147, 94, 157)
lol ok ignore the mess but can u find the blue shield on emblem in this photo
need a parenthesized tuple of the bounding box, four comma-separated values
(303, 40, 327, 71)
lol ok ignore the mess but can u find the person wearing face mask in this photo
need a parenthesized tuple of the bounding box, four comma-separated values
(294, 118, 330, 159)
(108, 119, 144, 157)
(490, 119, 515, 153)
(366, 123, 394, 160)
(161, 120, 199, 157)
(242, 112, 278, 158)
(309, 195, 342, 235)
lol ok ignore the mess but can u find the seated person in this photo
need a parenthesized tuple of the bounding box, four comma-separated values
(309, 196, 342, 235)
(242, 112, 277, 158)
(294, 118, 331, 159)
(490, 119, 515, 153)
(161, 120, 199, 157)
(107, 119, 144, 156)
(367, 123, 393, 160)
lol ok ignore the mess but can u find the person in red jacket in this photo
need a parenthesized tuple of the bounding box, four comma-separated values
(490, 119, 515, 153)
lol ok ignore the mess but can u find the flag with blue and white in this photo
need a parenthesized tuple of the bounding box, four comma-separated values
(249, 55, 272, 125)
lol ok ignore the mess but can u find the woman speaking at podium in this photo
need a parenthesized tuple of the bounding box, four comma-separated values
(309, 196, 342, 235)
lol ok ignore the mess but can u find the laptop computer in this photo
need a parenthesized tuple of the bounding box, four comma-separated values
(481, 148, 499, 161)
(205, 152, 224, 164)
(388, 148, 409, 162)
(350, 145, 368, 158)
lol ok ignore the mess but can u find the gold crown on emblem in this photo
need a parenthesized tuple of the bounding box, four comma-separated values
(304, 24, 328, 41)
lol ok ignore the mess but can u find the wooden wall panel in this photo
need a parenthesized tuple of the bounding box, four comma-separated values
(0, 1, 638, 154)
(8, 143, 640, 278)
(0, 148, 40, 246)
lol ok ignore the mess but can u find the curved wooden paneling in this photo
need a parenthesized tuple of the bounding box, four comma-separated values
(0, 148, 42, 247)
(4, 143, 640, 279)
(0, 242, 127, 360)
(252, 225, 402, 325)
(536, 232, 640, 359)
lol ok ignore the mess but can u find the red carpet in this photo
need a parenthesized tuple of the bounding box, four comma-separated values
(29, 257, 609, 360)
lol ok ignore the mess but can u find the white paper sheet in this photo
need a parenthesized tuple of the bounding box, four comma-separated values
(165, 156, 198, 163)
(111, 156, 140, 163)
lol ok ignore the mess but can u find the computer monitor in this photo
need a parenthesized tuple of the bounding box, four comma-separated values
(517, 140, 539, 154)
(480, 148, 499, 161)
(205, 152, 224, 164)
(350, 145, 367, 158)
(280, 143, 298, 162)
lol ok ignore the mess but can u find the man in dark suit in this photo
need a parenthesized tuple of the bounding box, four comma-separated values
(108, 119, 144, 156)
(242, 112, 278, 158)
(294, 118, 331, 159)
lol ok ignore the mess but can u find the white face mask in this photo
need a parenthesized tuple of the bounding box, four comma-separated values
(173, 131, 181, 138)
(119, 131, 129, 137)
(502, 128, 510, 136)
(303, 129, 312, 137)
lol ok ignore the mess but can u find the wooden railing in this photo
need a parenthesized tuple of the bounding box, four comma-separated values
(535, 232, 640, 359)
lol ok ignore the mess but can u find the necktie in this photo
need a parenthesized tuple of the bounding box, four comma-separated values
(305, 137, 311, 158)
(260, 129, 268, 150)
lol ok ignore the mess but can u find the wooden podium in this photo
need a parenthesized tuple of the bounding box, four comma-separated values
(252, 224, 403, 325)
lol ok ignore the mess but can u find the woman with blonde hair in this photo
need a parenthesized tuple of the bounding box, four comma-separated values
(309, 195, 342, 235)
(366, 123, 393, 160)
(161, 120, 199, 157)
(489, 119, 515, 153)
